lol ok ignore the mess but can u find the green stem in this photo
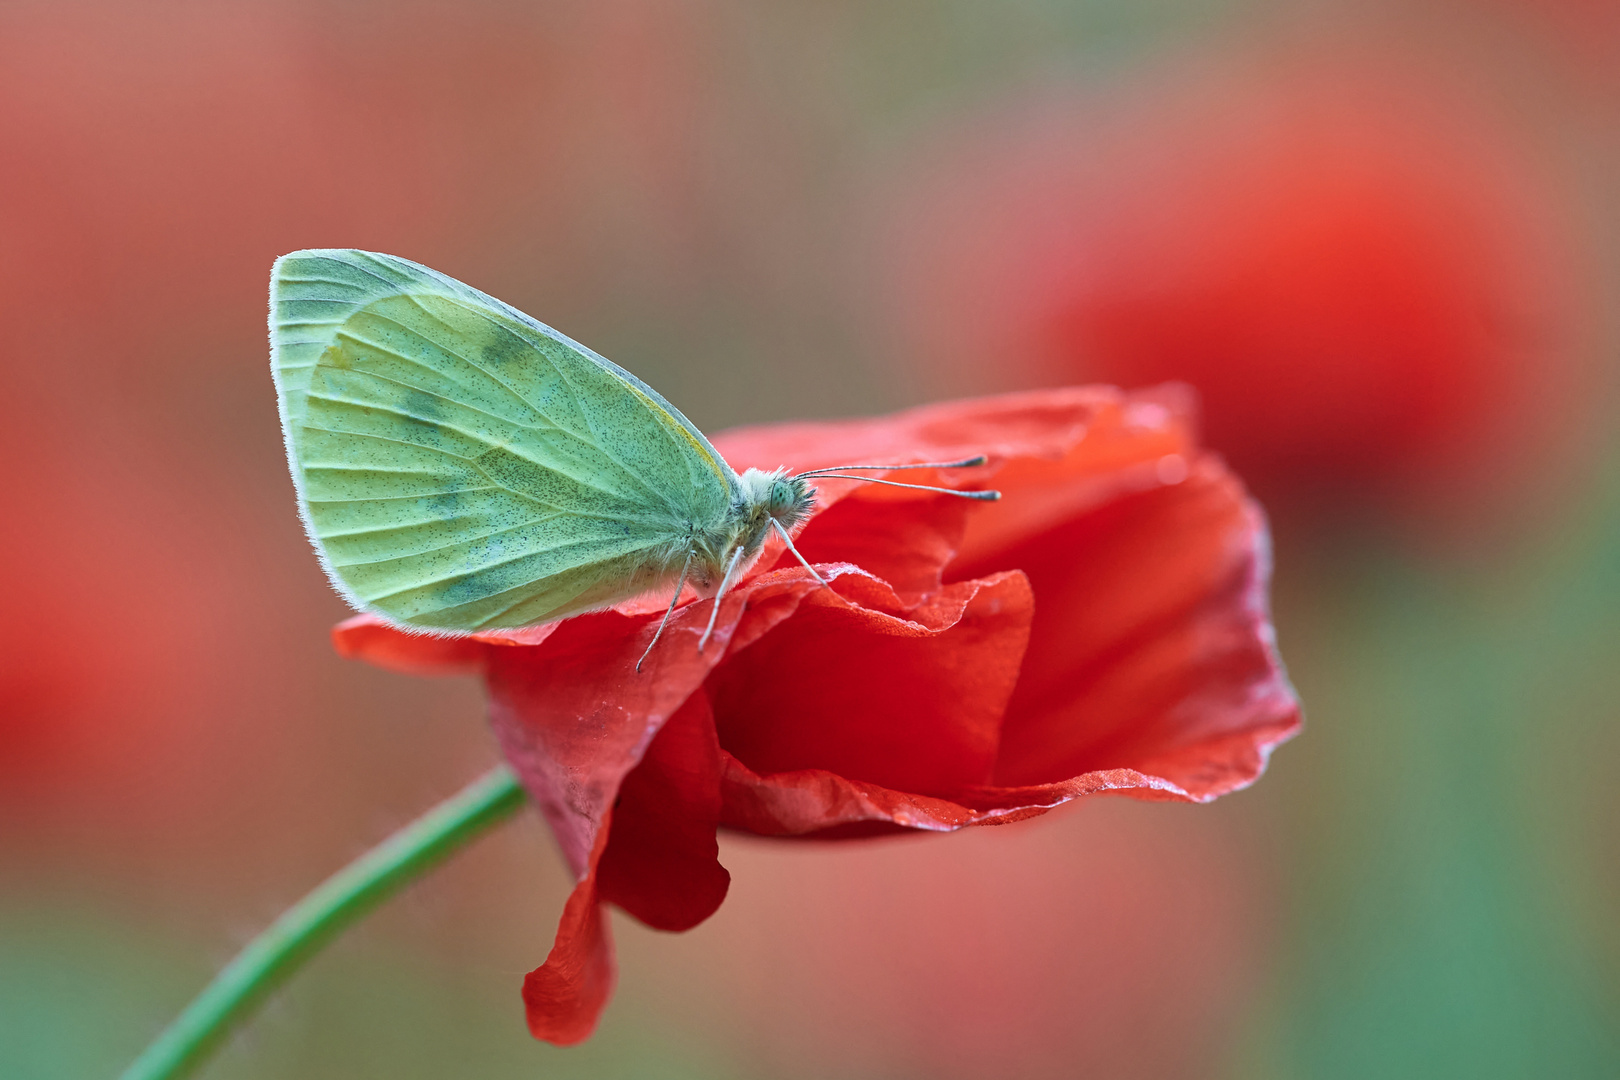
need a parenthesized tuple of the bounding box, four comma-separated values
(118, 764, 527, 1080)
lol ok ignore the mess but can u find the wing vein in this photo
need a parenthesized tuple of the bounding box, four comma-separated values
(363, 534, 650, 601)
(304, 253, 401, 290)
(306, 487, 503, 507)
(278, 274, 372, 287)
(296, 424, 476, 462)
(320, 347, 546, 430)
(326, 515, 573, 561)
(304, 390, 502, 446)
(305, 464, 470, 476)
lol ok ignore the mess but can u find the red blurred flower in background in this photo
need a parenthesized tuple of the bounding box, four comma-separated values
(335, 386, 1300, 1042)
(878, 53, 1595, 523)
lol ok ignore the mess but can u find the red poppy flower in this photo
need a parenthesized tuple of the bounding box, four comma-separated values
(333, 385, 1300, 1043)
(876, 55, 1594, 523)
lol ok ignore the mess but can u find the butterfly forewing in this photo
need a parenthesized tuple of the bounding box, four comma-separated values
(271, 249, 738, 631)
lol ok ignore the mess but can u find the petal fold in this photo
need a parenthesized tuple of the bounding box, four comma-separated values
(595, 691, 730, 932)
(521, 822, 615, 1046)
(709, 571, 1032, 798)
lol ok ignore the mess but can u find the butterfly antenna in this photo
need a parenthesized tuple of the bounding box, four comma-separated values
(802, 475, 1001, 500)
(796, 455, 988, 476)
(697, 545, 747, 654)
(795, 455, 999, 500)
(772, 519, 828, 587)
(637, 551, 694, 673)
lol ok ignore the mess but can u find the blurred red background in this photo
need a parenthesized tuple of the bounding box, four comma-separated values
(3, 2, 1617, 1078)
(873, 42, 1601, 524)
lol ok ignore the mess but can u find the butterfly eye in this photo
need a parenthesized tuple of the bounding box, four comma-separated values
(769, 480, 794, 510)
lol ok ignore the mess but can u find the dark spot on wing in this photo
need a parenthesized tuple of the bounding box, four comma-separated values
(404, 387, 443, 422)
(441, 572, 495, 606)
(479, 320, 533, 368)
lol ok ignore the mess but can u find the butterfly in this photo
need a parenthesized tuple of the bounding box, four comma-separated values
(270, 249, 998, 669)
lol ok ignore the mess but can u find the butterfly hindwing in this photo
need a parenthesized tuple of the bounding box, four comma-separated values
(271, 249, 738, 630)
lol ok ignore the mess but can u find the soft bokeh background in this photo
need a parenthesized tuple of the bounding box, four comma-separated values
(3, 2, 1618, 1077)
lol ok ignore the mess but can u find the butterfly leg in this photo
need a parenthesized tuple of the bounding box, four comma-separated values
(636, 550, 694, 673)
(697, 544, 747, 654)
(771, 519, 828, 587)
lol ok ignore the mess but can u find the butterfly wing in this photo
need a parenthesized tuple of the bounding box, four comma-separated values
(271, 249, 738, 631)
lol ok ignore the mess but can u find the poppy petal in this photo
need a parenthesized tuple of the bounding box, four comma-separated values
(952, 386, 1197, 564)
(783, 490, 971, 604)
(709, 571, 1033, 799)
(521, 820, 615, 1046)
(718, 753, 981, 835)
(594, 690, 731, 932)
(972, 456, 1297, 793)
(330, 614, 565, 676)
(712, 385, 1119, 476)
(330, 614, 488, 676)
(484, 603, 729, 877)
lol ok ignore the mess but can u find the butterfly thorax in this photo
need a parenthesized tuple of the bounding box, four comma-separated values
(699, 467, 814, 578)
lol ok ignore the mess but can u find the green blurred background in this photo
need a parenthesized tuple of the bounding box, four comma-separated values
(3, 1, 1618, 1077)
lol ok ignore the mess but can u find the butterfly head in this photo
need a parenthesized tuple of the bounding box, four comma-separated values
(766, 473, 816, 530)
(732, 467, 815, 544)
